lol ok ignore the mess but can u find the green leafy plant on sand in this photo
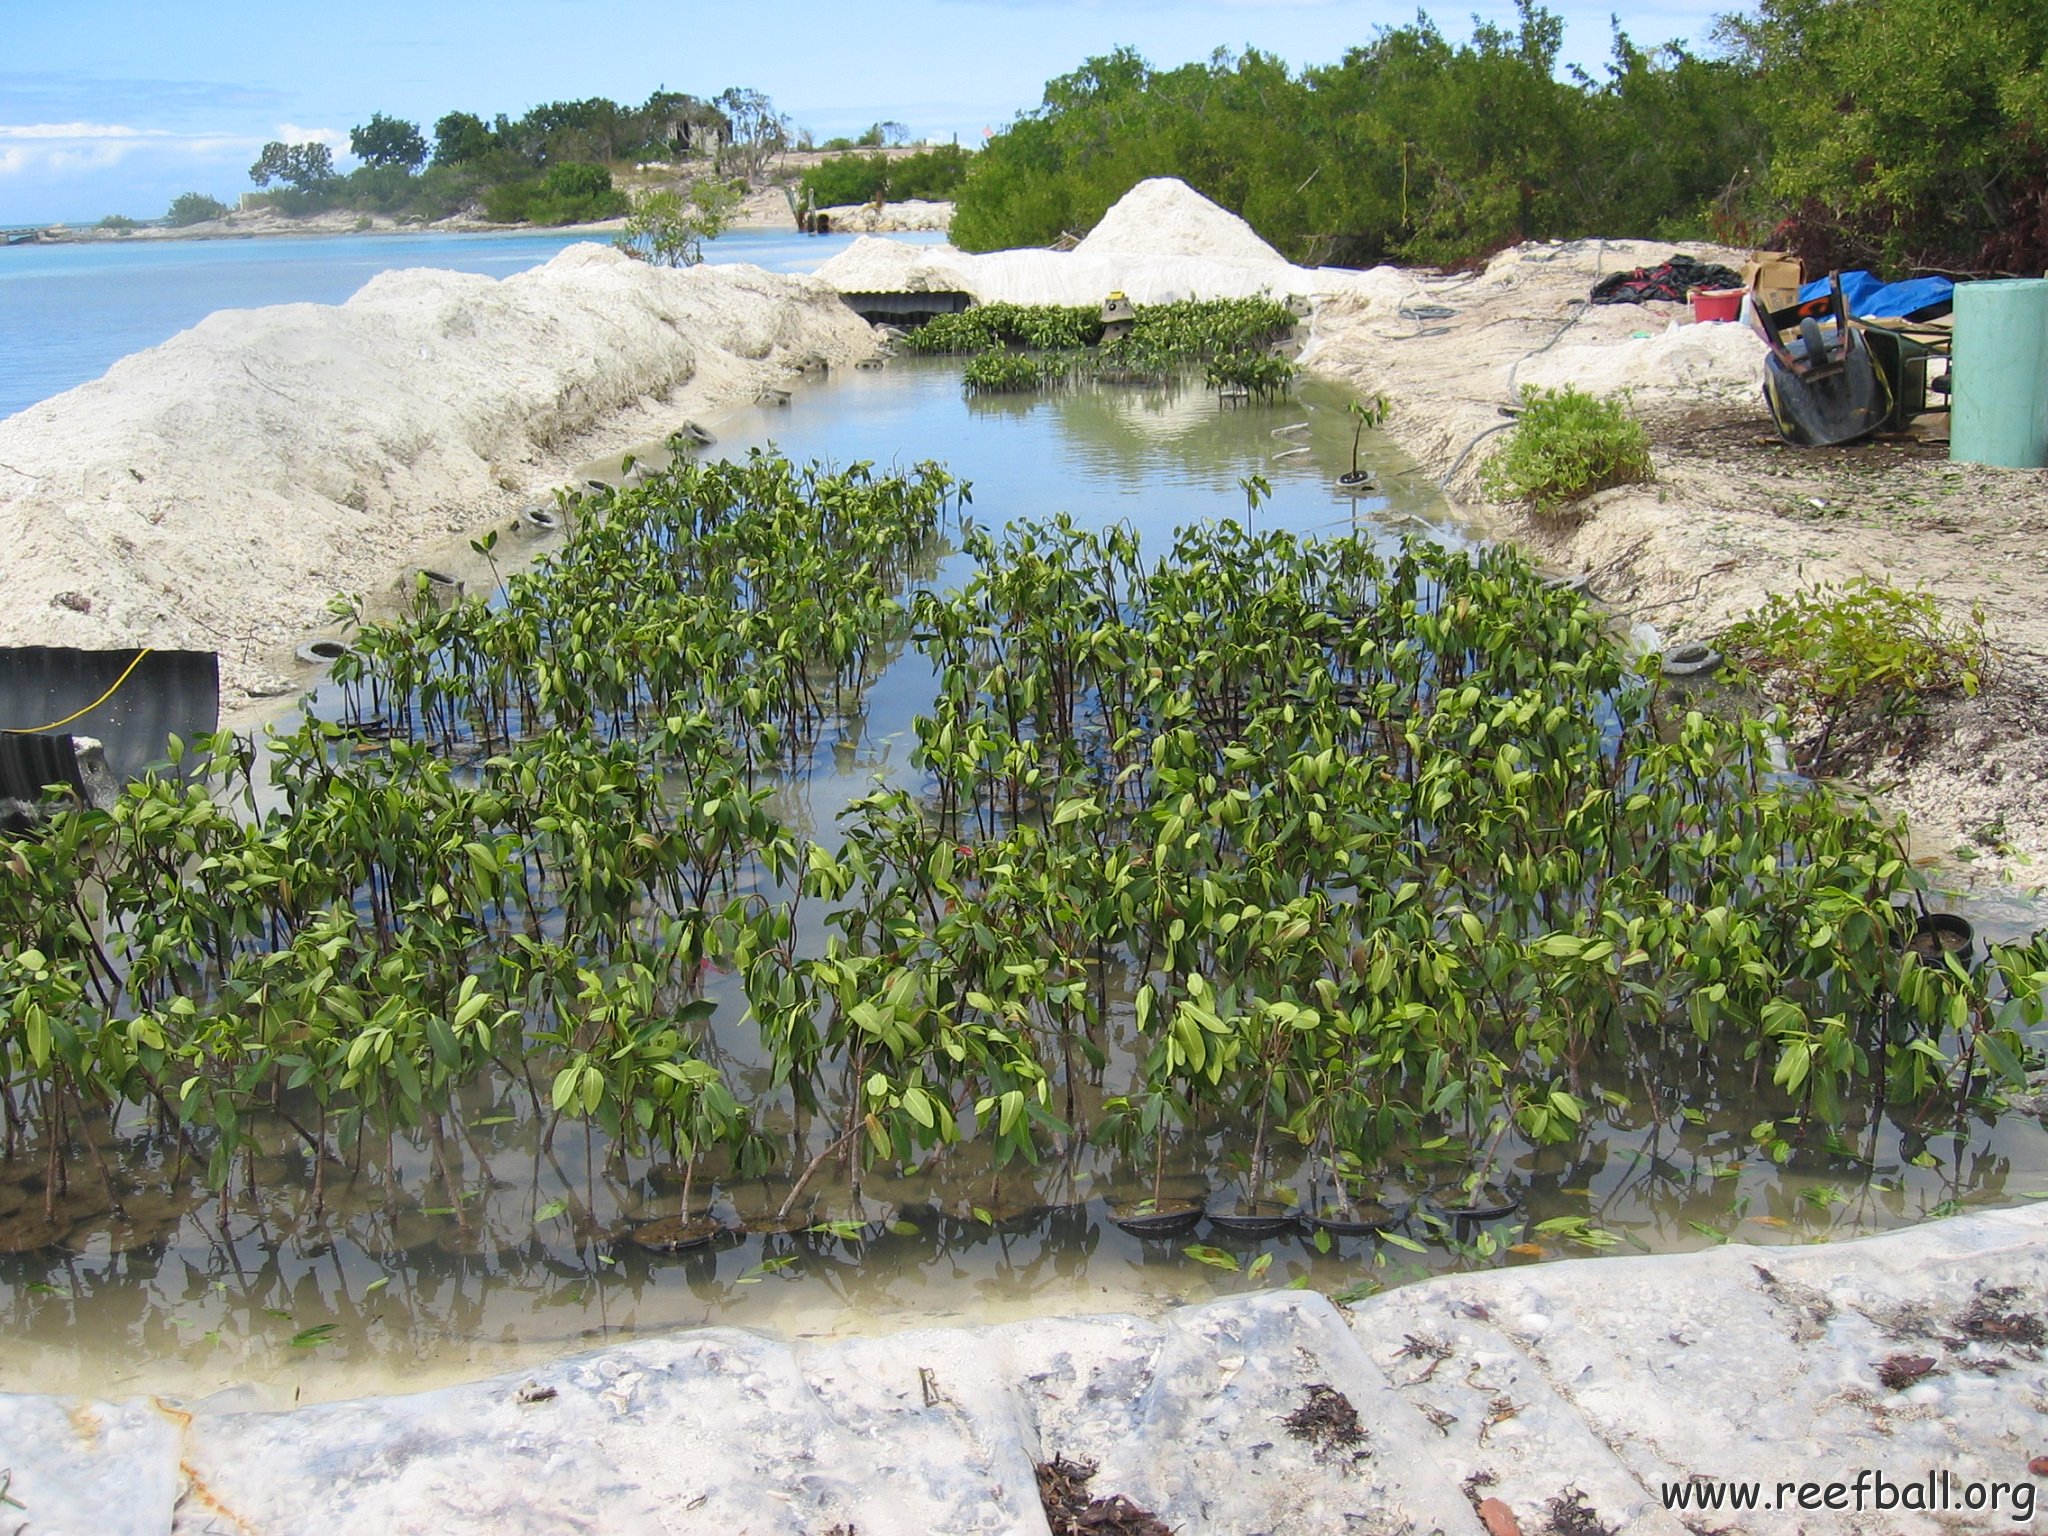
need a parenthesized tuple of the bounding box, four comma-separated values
(1720, 577, 1991, 776)
(1480, 385, 1653, 514)
(615, 180, 743, 267)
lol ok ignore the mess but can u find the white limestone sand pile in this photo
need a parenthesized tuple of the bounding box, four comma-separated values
(1072, 176, 1289, 267)
(0, 245, 876, 699)
(814, 236, 977, 294)
(814, 177, 1427, 310)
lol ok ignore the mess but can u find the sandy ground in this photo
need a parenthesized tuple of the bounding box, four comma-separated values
(1301, 237, 2048, 889)
(0, 246, 877, 702)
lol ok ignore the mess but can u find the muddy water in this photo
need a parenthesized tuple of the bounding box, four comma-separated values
(6, 359, 2046, 1406)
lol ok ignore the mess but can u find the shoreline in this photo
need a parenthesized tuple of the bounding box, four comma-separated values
(6, 211, 633, 246)
(5, 183, 945, 247)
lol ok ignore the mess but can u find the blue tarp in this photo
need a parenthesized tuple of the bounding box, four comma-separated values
(1799, 270, 1954, 320)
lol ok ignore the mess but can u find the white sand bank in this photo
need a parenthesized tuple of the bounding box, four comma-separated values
(0, 246, 876, 700)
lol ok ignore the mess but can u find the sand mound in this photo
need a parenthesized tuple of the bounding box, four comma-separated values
(0, 245, 875, 700)
(814, 237, 976, 294)
(1073, 178, 1288, 267)
(816, 179, 1426, 310)
(1516, 319, 1764, 397)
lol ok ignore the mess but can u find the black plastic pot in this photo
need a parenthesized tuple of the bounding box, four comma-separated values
(1907, 911, 1975, 964)
(1302, 1199, 1405, 1237)
(1434, 1184, 1521, 1224)
(1109, 1200, 1205, 1238)
(1207, 1200, 1298, 1238)
(626, 1214, 738, 1253)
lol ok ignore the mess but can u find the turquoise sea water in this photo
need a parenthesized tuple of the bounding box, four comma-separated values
(0, 226, 940, 421)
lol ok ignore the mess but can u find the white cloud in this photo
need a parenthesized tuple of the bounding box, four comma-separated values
(0, 121, 266, 177)
(275, 123, 354, 156)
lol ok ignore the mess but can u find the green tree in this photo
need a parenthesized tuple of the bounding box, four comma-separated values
(166, 192, 229, 226)
(949, 9, 1761, 267)
(614, 179, 742, 265)
(249, 141, 338, 190)
(801, 152, 891, 208)
(713, 87, 789, 181)
(887, 144, 971, 201)
(1734, 0, 2048, 271)
(487, 161, 628, 224)
(432, 111, 497, 167)
(350, 113, 427, 171)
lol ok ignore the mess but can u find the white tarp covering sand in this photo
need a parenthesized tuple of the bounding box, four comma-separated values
(5, 1206, 2045, 1534)
(0, 246, 876, 699)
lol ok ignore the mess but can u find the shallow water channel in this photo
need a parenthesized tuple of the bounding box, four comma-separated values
(6, 359, 2046, 1405)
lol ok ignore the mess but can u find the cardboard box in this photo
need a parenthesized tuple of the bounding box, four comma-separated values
(1744, 250, 1804, 314)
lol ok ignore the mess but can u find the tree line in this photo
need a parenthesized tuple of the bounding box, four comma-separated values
(163, 86, 792, 228)
(949, 0, 2048, 276)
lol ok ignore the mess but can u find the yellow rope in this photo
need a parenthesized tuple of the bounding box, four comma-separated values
(4, 647, 155, 734)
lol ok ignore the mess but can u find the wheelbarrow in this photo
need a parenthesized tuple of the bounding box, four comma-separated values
(1751, 271, 1950, 446)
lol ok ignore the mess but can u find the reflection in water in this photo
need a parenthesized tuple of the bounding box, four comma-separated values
(4, 358, 2045, 1404)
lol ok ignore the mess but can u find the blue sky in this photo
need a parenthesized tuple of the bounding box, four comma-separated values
(2, 0, 1731, 225)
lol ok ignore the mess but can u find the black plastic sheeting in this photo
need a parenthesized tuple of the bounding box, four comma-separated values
(838, 291, 972, 325)
(0, 647, 219, 820)
(0, 730, 99, 823)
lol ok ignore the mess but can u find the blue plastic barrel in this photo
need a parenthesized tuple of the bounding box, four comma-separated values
(1951, 279, 2048, 468)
